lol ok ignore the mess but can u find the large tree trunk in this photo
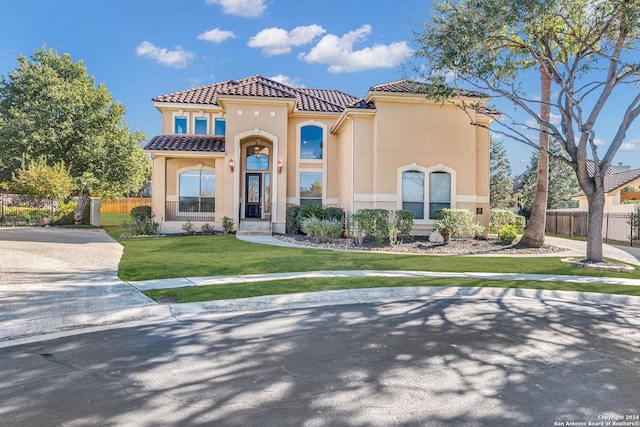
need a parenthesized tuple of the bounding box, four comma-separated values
(585, 189, 605, 262)
(74, 186, 90, 224)
(520, 66, 551, 247)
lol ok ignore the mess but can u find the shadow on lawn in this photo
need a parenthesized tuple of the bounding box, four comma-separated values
(1, 291, 639, 426)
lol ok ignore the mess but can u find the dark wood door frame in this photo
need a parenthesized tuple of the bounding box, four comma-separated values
(245, 173, 262, 218)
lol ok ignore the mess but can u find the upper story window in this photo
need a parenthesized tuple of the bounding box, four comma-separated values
(174, 116, 188, 134)
(246, 145, 269, 171)
(300, 125, 323, 160)
(402, 171, 425, 220)
(429, 172, 451, 219)
(195, 117, 208, 135)
(214, 118, 226, 136)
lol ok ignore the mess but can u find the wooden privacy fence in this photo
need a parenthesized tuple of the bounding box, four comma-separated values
(100, 198, 151, 214)
(546, 210, 639, 246)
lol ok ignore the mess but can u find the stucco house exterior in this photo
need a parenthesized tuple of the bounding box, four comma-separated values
(144, 75, 496, 235)
(571, 166, 640, 213)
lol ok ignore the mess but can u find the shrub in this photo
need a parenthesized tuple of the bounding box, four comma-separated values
(222, 216, 235, 235)
(301, 217, 343, 243)
(200, 223, 215, 234)
(324, 207, 345, 222)
(286, 205, 301, 234)
(131, 205, 152, 222)
(182, 220, 194, 234)
(498, 224, 518, 244)
(449, 209, 484, 237)
(490, 209, 516, 232)
(433, 209, 461, 244)
(513, 215, 526, 233)
(298, 204, 325, 221)
(124, 217, 159, 236)
(53, 199, 90, 225)
(351, 209, 389, 244)
(394, 209, 415, 241)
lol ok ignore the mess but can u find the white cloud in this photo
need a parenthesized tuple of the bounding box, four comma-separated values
(248, 25, 326, 56)
(135, 41, 194, 68)
(301, 25, 414, 73)
(198, 28, 236, 43)
(594, 138, 608, 146)
(621, 140, 639, 151)
(205, 0, 266, 18)
(269, 74, 306, 88)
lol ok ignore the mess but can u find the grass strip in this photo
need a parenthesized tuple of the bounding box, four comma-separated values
(142, 277, 640, 303)
(105, 230, 640, 282)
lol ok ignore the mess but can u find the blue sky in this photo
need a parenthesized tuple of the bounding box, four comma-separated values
(1, 0, 638, 174)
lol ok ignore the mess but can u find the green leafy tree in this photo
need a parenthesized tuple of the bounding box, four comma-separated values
(0, 46, 150, 222)
(489, 137, 514, 209)
(520, 140, 580, 212)
(11, 155, 75, 201)
(414, 0, 640, 262)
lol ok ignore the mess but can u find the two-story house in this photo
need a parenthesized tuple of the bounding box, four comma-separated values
(144, 75, 496, 235)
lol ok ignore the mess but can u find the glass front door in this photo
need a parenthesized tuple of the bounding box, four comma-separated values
(245, 173, 262, 218)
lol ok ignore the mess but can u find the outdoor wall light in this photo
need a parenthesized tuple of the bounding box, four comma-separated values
(277, 160, 284, 174)
(228, 158, 235, 173)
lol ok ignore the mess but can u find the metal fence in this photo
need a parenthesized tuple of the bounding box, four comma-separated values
(164, 201, 215, 222)
(0, 194, 54, 226)
(546, 210, 639, 246)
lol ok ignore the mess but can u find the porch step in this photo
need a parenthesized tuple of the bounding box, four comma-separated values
(236, 221, 272, 236)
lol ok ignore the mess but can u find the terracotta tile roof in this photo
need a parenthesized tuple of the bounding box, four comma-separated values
(153, 75, 363, 113)
(144, 135, 225, 153)
(368, 79, 487, 98)
(573, 167, 640, 196)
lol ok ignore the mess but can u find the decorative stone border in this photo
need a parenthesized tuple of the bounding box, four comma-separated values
(561, 257, 635, 272)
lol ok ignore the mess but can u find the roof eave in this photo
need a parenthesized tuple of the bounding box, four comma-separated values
(330, 107, 377, 135)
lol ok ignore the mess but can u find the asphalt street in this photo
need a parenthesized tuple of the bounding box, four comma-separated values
(1, 296, 639, 426)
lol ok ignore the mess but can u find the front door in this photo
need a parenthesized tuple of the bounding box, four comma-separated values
(245, 173, 262, 218)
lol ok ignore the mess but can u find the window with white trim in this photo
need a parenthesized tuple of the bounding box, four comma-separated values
(214, 118, 226, 136)
(195, 117, 208, 135)
(402, 171, 425, 219)
(429, 172, 451, 219)
(174, 116, 188, 134)
(300, 172, 322, 206)
(300, 125, 323, 160)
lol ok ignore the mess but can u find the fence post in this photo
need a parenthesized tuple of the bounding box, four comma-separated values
(569, 213, 573, 237)
(631, 211, 635, 247)
(605, 213, 609, 242)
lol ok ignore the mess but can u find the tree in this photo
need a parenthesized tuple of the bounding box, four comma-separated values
(520, 140, 580, 213)
(489, 137, 515, 209)
(11, 156, 75, 201)
(0, 46, 150, 222)
(414, 0, 640, 262)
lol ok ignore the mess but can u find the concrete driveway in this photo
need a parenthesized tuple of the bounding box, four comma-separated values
(0, 227, 168, 343)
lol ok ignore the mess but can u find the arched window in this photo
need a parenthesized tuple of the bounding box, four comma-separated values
(300, 125, 323, 159)
(429, 172, 451, 219)
(245, 145, 269, 170)
(402, 171, 425, 219)
(179, 170, 215, 212)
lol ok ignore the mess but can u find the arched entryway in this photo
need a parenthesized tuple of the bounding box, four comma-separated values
(241, 137, 272, 220)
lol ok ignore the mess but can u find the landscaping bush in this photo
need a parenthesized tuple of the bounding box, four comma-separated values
(447, 209, 485, 237)
(351, 209, 389, 244)
(433, 209, 461, 245)
(513, 215, 526, 233)
(182, 220, 195, 234)
(301, 217, 343, 243)
(498, 224, 518, 244)
(131, 205, 152, 222)
(286, 205, 301, 234)
(53, 199, 90, 225)
(222, 216, 235, 235)
(490, 209, 516, 232)
(298, 204, 325, 220)
(394, 209, 415, 241)
(200, 223, 215, 234)
(324, 207, 345, 222)
(124, 217, 159, 236)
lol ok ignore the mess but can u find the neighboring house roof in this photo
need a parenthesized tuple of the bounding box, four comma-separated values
(585, 159, 614, 178)
(512, 172, 525, 194)
(152, 75, 366, 113)
(574, 167, 640, 197)
(144, 135, 225, 153)
(368, 79, 487, 98)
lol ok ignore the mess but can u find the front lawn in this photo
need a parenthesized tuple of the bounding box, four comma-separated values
(107, 228, 640, 282)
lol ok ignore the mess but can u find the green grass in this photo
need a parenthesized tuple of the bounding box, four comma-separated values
(105, 227, 640, 282)
(143, 276, 640, 303)
(100, 213, 131, 226)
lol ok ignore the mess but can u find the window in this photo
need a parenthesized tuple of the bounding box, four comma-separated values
(245, 145, 269, 171)
(300, 125, 323, 159)
(300, 172, 322, 206)
(402, 171, 425, 219)
(174, 117, 187, 134)
(179, 170, 215, 212)
(195, 117, 208, 135)
(429, 172, 451, 219)
(214, 118, 226, 136)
